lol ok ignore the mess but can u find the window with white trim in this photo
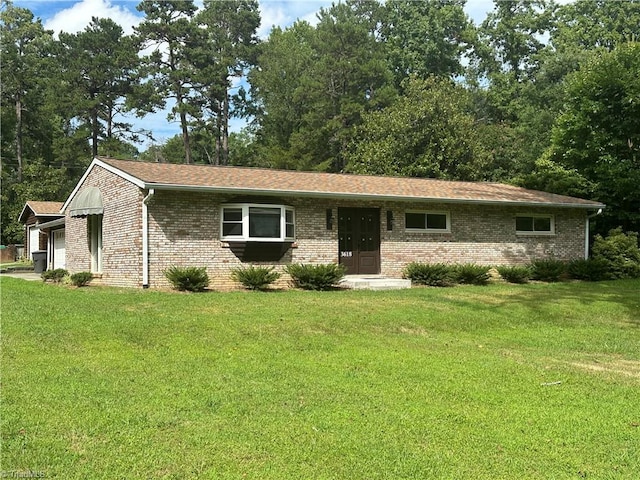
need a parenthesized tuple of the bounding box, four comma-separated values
(516, 214, 554, 235)
(405, 211, 450, 232)
(221, 204, 295, 242)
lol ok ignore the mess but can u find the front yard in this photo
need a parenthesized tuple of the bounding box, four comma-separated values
(1, 277, 638, 479)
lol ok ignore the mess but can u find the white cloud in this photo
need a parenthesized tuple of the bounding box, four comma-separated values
(258, 2, 288, 38)
(44, 0, 142, 36)
(258, 0, 330, 38)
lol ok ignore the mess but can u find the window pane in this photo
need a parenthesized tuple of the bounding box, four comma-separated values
(249, 207, 281, 238)
(534, 216, 551, 232)
(405, 212, 426, 229)
(516, 216, 534, 231)
(223, 223, 243, 236)
(286, 224, 295, 238)
(426, 213, 447, 230)
(285, 209, 295, 238)
(223, 208, 242, 222)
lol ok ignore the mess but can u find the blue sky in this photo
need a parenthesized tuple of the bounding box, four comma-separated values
(14, 0, 497, 150)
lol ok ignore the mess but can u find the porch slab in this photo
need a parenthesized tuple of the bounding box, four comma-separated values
(340, 275, 412, 291)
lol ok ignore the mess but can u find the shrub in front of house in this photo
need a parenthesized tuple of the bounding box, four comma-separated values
(453, 264, 492, 285)
(403, 262, 455, 287)
(231, 266, 281, 291)
(496, 265, 531, 284)
(567, 258, 610, 281)
(591, 228, 640, 279)
(285, 263, 346, 290)
(41, 268, 69, 283)
(163, 266, 210, 292)
(70, 271, 93, 287)
(530, 259, 567, 282)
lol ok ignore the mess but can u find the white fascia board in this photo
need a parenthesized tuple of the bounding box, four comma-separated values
(18, 204, 62, 222)
(61, 158, 147, 213)
(145, 183, 606, 210)
(37, 218, 66, 229)
(18, 203, 31, 222)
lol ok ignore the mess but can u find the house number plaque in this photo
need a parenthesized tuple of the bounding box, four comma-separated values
(341, 251, 353, 258)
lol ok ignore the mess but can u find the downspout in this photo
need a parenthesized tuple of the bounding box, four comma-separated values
(142, 189, 155, 288)
(585, 208, 603, 259)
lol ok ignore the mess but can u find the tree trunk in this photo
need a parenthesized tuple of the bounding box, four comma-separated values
(91, 108, 99, 157)
(222, 88, 229, 166)
(180, 107, 192, 164)
(15, 93, 23, 182)
(214, 103, 222, 165)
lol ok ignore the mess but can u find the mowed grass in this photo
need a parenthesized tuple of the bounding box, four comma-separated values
(1, 277, 639, 479)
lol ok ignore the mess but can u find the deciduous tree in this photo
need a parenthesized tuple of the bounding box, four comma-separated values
(346, 76, 490, 181)
(547, 42, 640, 233)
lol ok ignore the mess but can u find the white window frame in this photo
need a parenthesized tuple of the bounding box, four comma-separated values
(515, 214, 555, 236)
(405, 210, 451, 233)
(221, 203, 295, 242)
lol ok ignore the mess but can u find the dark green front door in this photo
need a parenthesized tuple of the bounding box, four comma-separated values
(338, 208, 380, 275)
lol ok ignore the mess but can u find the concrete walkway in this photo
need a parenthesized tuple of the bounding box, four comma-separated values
(340, 275, 411, 290)
(0, 271, 42, 281)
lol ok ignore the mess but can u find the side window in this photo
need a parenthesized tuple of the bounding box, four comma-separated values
(405, 211, 450, 233)
(516, 215, 554, 235)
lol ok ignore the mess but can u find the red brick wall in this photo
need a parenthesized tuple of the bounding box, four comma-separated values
(65, 166, 588, 289)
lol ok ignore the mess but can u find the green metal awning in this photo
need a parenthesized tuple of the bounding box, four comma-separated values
(69, 187, 103, 217)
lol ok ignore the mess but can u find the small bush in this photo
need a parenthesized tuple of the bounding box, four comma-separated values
(231, 266, 281, 291)
(403, 262, 455, 287)
(567, 258, 610, 281)
(164, 266, 210, 292)
(285, 263, 346, 290)
(496, 265, 531, 284)
(530, 259, 567, 282)
(41, 268, 69, 283)
(70, 271, 93, 287)
(453, 264, 492, 285)
(591, 228, 640, 279)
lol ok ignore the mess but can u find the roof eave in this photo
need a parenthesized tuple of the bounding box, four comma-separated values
(37, 218, 66, 229)
(144, 183, 606, 210)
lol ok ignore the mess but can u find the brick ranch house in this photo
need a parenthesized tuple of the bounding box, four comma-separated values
(61, 156, 604, 289)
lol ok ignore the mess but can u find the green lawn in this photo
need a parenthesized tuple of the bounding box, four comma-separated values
(1, 277, 639, 479)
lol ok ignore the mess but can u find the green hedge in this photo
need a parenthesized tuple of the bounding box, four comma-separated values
(285, 264, 346, 290)
(231, 266, 281, 291)
(70, 271, 93, 287)
(496, 265, 531, 284)
(592, 228, 640, 279)
(163, 266, 210, 292)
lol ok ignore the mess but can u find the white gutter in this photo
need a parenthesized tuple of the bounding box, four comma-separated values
(142, 189, 155, 288)
(585, 208, 604, 259)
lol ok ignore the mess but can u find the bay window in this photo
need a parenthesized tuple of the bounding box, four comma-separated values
(221, 204, 295, 242)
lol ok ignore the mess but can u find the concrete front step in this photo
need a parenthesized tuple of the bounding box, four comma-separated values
(340, 275, 412, 291)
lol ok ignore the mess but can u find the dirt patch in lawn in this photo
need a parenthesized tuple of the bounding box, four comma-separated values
(568, 358, 640, 379)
